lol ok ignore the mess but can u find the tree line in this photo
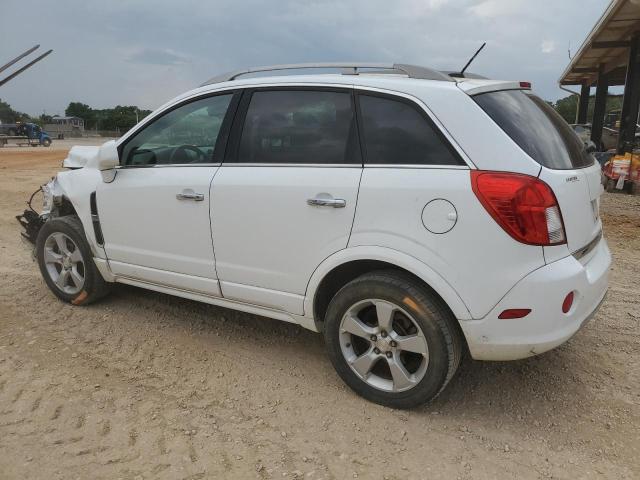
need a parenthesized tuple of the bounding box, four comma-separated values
(0, 98, 151, 133)
(63, 102, 152, 132)
(548, 94, 623, 124)
(0, 98, 31, 124)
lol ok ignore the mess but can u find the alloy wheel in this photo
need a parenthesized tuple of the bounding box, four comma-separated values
(339, 299, 429, 392)
(43, 232, 85, 295)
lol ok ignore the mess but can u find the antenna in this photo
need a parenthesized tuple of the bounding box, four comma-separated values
(459, 42, 487, 76)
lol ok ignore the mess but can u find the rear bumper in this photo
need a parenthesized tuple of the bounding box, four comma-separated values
(459, 237, 611, 361)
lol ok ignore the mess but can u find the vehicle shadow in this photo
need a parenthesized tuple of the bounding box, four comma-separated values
(108, 283, 594, 421)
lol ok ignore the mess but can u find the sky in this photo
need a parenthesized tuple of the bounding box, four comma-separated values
(0, 0, 613, 117)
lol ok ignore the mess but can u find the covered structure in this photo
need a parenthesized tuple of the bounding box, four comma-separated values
(44, 116, 85, 139)
(559, 0, 640, 153)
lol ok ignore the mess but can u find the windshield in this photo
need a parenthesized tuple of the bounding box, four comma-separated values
(474, 90, 594, 170)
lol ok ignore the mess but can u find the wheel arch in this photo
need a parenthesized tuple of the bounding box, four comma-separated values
(305, 246, 472, 332)
(51, 169, 105, 257)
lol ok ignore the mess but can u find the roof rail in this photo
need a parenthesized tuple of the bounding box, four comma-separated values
(200, 62, 455, 86)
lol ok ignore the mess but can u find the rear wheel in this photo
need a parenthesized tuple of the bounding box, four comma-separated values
(324, 271, 462, 409)
(36, 216, 110, 305)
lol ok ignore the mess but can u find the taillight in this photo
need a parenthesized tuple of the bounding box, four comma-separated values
(471, 171, 566, 246)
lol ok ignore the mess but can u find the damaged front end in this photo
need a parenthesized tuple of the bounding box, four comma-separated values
(16, 178, 60, 244)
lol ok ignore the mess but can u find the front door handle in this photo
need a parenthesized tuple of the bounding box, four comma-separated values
(307, 195, 346, 208)
(176, 189, 204, 201)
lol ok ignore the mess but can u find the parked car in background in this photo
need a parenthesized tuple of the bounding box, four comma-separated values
(25, 63, 610, 408)
(571, 123, 618, 151)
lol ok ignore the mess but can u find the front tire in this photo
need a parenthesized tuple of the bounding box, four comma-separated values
(42, 138, 51, 147)
(36, 216, 110, 305)
(324, 271, 462, 409)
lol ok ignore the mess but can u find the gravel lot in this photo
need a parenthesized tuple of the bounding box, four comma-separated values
(0, 148, 639, 479)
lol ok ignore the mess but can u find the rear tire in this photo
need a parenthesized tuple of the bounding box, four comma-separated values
(36, 215, 111, 305)
(324, 270, 462, 409)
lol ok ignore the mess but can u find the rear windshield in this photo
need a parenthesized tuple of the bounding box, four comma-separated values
(474, 90, 594, 170)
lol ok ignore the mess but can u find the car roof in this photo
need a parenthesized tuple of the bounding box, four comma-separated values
(174, 72, 521, 104)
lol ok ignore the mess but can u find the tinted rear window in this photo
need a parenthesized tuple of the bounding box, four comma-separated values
(474, 90, 594, 170)
(358, 94, 463, 166)
(237, 90, 358, 164)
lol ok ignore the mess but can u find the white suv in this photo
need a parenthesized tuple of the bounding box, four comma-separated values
(31, 63, 610, 408)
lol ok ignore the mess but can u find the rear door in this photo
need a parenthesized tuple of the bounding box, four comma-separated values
(473, 89, 603, 255)
(210, 87, 362, 314)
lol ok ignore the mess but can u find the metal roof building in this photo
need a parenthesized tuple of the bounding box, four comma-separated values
(559, 0, 640, 152)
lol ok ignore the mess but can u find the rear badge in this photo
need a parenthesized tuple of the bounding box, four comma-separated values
(566, 176, 579, 183)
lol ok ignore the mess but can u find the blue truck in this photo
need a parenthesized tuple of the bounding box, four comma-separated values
(0, 122, 52, 147)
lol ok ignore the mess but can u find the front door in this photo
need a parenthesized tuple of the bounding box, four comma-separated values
(97, 92, 235, 295)
(211, 88, 363, 314)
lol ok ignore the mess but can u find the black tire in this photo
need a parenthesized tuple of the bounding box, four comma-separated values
(42, 138, 51, 147)
(605, 178, 616, 193)
(324, 270, 462, 409)
(36, 215, 111, 305)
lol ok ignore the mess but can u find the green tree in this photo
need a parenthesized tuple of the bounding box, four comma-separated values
(94, 105, 151, 133)
(65, 102, 96, 129)
(0, 98, 30, 123)
(553, 95, 578, 123)
(33, 113, 53, 127)
(551, 94, 624, 126)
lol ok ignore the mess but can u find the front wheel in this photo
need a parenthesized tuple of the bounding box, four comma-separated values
(42, 138, 51, 147)
(36, 216, 110, 305)
(324, 271, 462, 409)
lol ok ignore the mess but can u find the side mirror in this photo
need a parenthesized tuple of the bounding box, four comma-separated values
(585, 140, 597, 154)
(96, 140, 119, 171)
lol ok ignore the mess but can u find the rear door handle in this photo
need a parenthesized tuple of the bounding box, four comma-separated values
(307, 196, 346, 208)
(176, 189, 204, 201)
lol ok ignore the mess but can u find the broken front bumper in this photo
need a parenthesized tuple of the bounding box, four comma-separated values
(16, 184, 49, 244)
(16, 209, 45, 244)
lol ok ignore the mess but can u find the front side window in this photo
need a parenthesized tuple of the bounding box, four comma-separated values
(121, 94, 232, 166)
(236, 90, 358, 164)
(358, 94, 463, 166)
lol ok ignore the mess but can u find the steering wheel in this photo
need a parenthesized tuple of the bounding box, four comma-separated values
(169, 144, 206, 164)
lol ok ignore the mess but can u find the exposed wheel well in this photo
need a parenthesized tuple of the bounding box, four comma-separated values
(55, 196, 78, 217)
(313, 260, 461, 334)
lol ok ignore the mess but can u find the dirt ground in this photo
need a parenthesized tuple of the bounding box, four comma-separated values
(0, 148, 638, 480)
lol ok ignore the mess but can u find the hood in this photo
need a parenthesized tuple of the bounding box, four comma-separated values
(62, 145, 100, 169)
